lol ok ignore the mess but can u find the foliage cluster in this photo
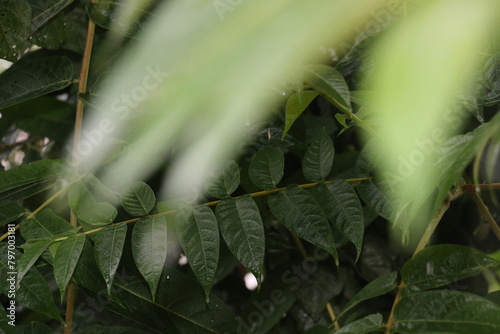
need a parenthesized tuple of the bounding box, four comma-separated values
(0, 1, 499, 334)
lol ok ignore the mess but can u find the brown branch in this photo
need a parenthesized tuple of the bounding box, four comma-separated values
(460, 183, 500, 193)
(65, 2, 97, 332)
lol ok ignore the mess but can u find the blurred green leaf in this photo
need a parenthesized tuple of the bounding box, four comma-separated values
(402, 245, 500, 295)
(304, 64, 351, 113)
(83, 0, 383, 196)
(0, 0, 31, 61)
(94, 224, 128, 294)
(302, 129, 334, 182)
(215, 195, 265, 280)
(394, 290, 500, 334)
(175, 205, 219, 302)
(0, 53, 75, 109)
(361, 0, 498, 237)
(310, 181, 364, 260)
(334, 313, 383, 334)
(249, 146, 284, 189)
(132, 216, 168, 302)
(338, 271, 397, 319)
(268, 185, 338, 263)
(205, 160, 240, 199)
(120, 181, 155, 216)
(283, 91, 318, 139)
(54, 234, 85, 302)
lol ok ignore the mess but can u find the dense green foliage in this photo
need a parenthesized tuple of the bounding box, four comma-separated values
(0, 1, 500, 334)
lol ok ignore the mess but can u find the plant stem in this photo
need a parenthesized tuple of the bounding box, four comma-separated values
(65, 2, 97, 332)
(460, 183, 500, 192)
(469, 191, 500, 241)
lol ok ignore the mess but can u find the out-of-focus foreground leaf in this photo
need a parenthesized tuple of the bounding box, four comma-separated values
(78, 0, 385, 196)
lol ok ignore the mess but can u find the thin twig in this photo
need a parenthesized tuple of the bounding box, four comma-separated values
(470, 191, 500, 241)
(65, 2, 97, 332)
(52, 177, 372, 242)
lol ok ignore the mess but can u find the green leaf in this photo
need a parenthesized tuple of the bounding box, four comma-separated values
(249, 146, 284, 189)
(28, 0, 75, 33)
(302, 129, 334, 182)
(0, 244, 63, 322)
(402, 245, 500, 295)
(132, 216, 168, 302)
(84, 265, 241, 333)
(0, 204, 26, 228)
(20, 209, 73, 240)
(86, 1, 153, 37)
(120, 181, 156, 216)
(304, 64, 352, 113)
(0, 53, 75, 109)
(394, 290, 500, 334)
(310, 181, 364, 260)
(215, 196, 265, 280)
(267, 185, 338, 263)
(175, 205, 219, 302)
(335, 113, 349, 128)
(71, 240, 106, 292)
(283, 91, 318, 139)
(14, 321, 53, 334)
(334, 313, 383, 334)
(0, 160, 67, 206)
(54, 234, 85, 302)
(31, 14, 67, 49)
(68, 181, 117, 226)
(357, 180, 394, 222)
(16, 239, 52, 289)
(338, 271, 397, 319)
(0, 0, 31, 61)
(205, 160, 240, 199)
(94, 224, 128, 294)
(59, 1, 87, 54)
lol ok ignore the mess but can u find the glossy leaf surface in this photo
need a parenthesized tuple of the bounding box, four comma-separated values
(175, 205, 219, 302)
(215, 196, 265, 279)
(268, 185, 338, 263)
(132, 216, 168, 301)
